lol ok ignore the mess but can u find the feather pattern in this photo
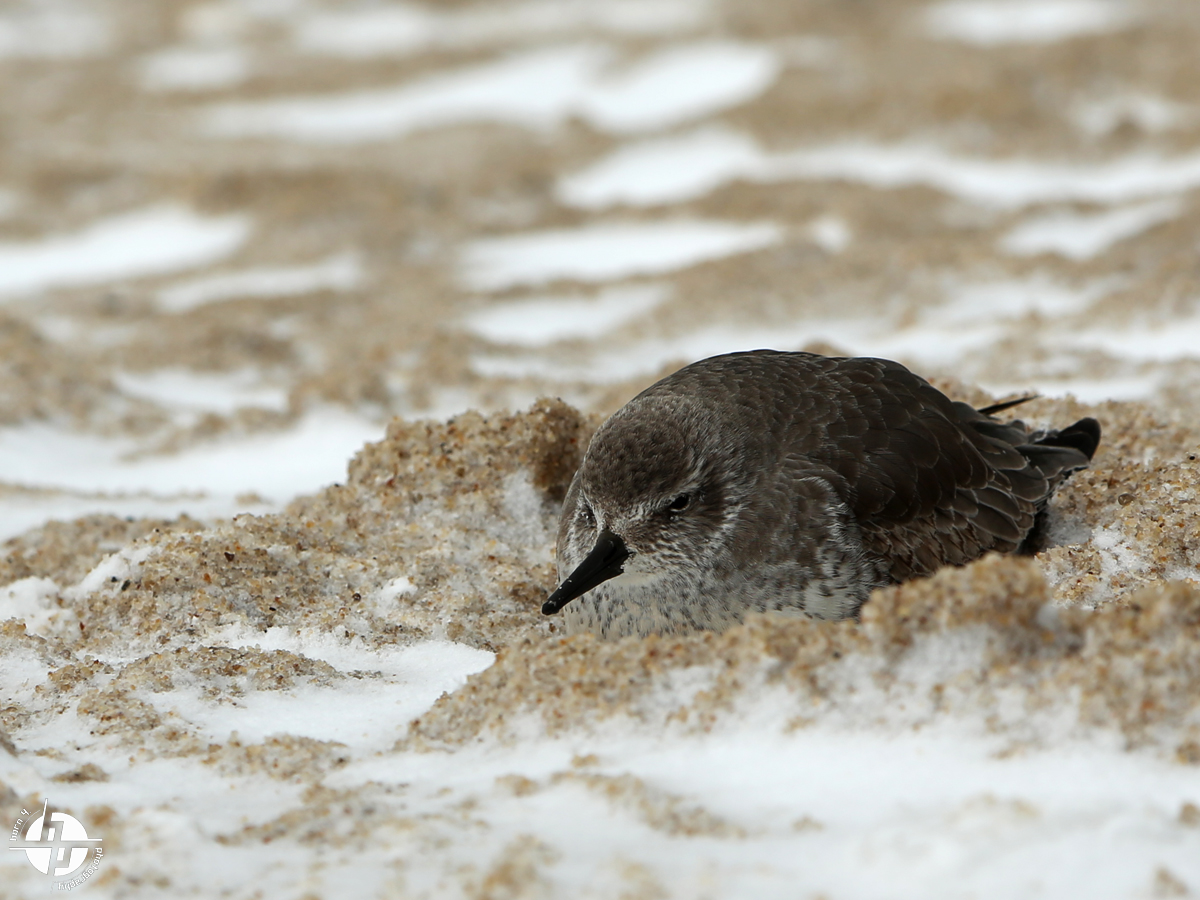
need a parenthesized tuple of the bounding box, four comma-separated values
(550, 350, 1100, 639)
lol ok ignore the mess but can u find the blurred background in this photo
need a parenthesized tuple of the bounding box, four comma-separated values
(2, 0, 1199, 537)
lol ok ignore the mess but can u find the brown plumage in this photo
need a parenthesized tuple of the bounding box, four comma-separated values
(545, 350, 1099, 639)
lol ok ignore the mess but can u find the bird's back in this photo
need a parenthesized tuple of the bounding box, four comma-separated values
(634, 350, 1099, 584)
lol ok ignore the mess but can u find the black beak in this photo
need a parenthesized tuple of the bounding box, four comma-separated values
(542, 530, 631, 616)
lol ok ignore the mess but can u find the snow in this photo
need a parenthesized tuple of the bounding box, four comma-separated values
(203, 42, 779, 142)
(156, 251, 362, 313)
(137, 44, 251, 92)
(0, 2, 111, 60)
(0, 407, 379, 506)
(461, 283, 669, 346)
(1, 577, 62, 639)
(293, 0, 710, 57)
(560, 128, 1200, 210)
(808, 215, 852, 253)
(1070, 93, 1192, 137)
(153, 638, 494, 751)
(558, 126, 763, 208)
(0, 188, 19, 218)
(458, 219, 783, 291)
(937, 276, 1104, 324)
(923, 0, 1133, 45)
(471, 276, 1117, 385)
(112, 368, 290, 415)
(0, 491, 276, 544)
(474, 312, 996, 384)
(1068, 313, 1200, 363)
(0, 205, 250, 299)
(1000, 198, 1182, 260)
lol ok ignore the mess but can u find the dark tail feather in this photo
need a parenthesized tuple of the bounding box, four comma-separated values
(1016, 417, 1101, 554)
(1038, 417, 1101, 461)
(978, 394, 1039, 416)
(1019, 417, 1101, 502)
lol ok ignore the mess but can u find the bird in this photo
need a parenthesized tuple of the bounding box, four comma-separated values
(543, 349, 1100, 640)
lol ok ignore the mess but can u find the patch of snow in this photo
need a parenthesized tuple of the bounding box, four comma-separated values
(1000, 199, 1182, 260)
(1068, 313, 1200, 363)
(1, 577, 61, 638)
(371, 576, 417, 617)
(561, 129, 1200, 210)
(580, 42, 780, 135)
(294, 0, 710, 57)
(67, 544, 158, 600)
(458, 219, 782, 291)
(137, 44, 251, 92)
(461, 283, 669, 346)
(153, 639, 493, 751)
(558, 126, 762, 208)
(0, 205, 250, 300)
(203, 42, 780, 142)
(0, 188, 19, 219)
(0, 1, 111, 59)
(112, 368, 290, 415)
(156, 252, 362, 313)
(937, 276, 1103, 324)
(1070, 93, 1192, 137)
(981, 373, 1162, 404)
(808, 215, 852, 253)
(0, 491, 276, 544)
(924, 0, 1133, 45)
(0, 407, 379, 503)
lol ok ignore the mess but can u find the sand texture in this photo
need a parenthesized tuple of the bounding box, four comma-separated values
(3, 0, 1200, 896)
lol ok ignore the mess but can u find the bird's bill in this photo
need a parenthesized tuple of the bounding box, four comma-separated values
(542, 530, 631, 615)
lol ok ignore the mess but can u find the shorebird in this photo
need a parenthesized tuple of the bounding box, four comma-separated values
(544, 350, 1099, 639)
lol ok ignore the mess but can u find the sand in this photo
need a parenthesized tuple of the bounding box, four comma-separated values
(3, 0, 1200, 896)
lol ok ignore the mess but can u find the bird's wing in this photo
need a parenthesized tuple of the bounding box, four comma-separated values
(799, 357, 1050, 581)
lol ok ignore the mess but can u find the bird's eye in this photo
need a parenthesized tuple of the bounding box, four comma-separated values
(667, 493, 691, 512)
(580, 503, 596, 525)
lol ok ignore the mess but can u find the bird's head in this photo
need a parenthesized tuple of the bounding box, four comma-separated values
(543, 397, 750, 616)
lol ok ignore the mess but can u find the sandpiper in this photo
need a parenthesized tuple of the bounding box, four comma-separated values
(544, 350, 1099, 639)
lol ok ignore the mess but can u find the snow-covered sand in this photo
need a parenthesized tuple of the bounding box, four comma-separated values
(3, 0, 1200, 896)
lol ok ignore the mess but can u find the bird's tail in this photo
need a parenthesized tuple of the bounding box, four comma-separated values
(1015, 417, 1101, 553)
(1022, 417, 1101, 481)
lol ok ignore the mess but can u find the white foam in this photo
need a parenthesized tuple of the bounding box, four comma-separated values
(137, 44, 251, 92)
(294, 0, 709, 57)
(560, 129, 1200, 210)
(156, 252, 362, 313)
(461, 283, 669, 346)
(0, 2, 111, 59)
(112, 368, 290, 415)
(0, 205, 250, 300)
(1000, 199, 1182, 260)
(924, 0, 1133, 45)
(203, 42, 779, 143)
(459, 219, 782, 291)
